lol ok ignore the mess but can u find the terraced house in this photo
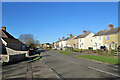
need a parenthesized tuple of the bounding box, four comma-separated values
(75, 31, 94, 49)
(65, 34, 76, 48)
(93, 24, 120, 50)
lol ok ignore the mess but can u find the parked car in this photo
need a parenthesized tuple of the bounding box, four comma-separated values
(100, 46, 106, 51)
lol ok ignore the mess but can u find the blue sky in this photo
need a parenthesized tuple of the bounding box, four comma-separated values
(2, 2, 118, 44)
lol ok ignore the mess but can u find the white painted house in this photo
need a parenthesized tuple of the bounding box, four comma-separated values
(58, 37, 68, 50)
(92, 36, 104, 50)
(75, 31, 94, 49)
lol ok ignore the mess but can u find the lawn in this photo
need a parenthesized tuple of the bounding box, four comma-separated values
(78, 55, 119, 64)
(59, 51, 73, 54)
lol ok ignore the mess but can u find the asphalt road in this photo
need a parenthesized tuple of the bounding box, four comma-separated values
(41, 50, 119, 79)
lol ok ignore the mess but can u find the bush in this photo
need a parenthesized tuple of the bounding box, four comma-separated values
(66, 47, 74, 52)
(97, 49, 103, 55)
(47, 46, 52, 49)
(109, 50, 115, 56)
(97, 49, 115, 56)
(74, 49, 82, 52)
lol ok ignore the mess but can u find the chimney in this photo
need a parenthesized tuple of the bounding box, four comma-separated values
(70, 34, 72, 37)
(59, 38, 60, 41)
(1, 26, 6, 31)
(108, 24, 113, 30)
(83, 30, 87, 34)
(62, 37, 65, 40)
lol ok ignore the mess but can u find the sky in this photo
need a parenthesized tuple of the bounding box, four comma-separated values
(2, 2, 118, 44)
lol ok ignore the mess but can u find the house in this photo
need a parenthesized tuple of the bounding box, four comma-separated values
(93, 24, 120, 50)
(58, 37, 67, 50)
(65, 34, 77, 48)
(0, 26, 28, 63)
(75, 31, 94, 49)
(40, 44, 44, 48)
(43, 43, 51, 48)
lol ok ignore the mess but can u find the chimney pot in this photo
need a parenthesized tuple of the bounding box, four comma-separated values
(59, 38, 60, 41)
(108, 24, 113, 30)
(1, 26, 6, 31)
(70, 34, 72, 37)
(62, 37, 65, 40)
(83, 30, 87, 34)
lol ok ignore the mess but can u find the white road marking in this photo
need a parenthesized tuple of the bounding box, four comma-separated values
(88, 67, 120, 77)
(6, 74, 25, 78)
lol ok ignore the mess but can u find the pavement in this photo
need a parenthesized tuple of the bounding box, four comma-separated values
(2, 53, 58, 79)
(40, 49, 119, 79)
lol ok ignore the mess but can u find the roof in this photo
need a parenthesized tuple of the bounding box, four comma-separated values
(2, 38, 23, 45)
(74, 32, 91, 39)
(0, 29, 24, 45)
(93, 27, 120, 36)
(63, 36, 75, 41)
(0, 39, 7, 54)
(45, 43, 51, 45)
(0, 29, 15, 39)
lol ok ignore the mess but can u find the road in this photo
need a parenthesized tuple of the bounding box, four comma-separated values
(41, 50, 119, 78)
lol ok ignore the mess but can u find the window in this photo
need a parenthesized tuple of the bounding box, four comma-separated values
(95, 42, 97, 47)
(111, 44, 115, 49)
(76, 40, 78, 42)
(105, 36, 109, 40)
(105, 43, 109, 48)
(95, 36, 97, 39)
(22, 45, 26, 50)
(80, 39, 81, 42)
(99, 36, 101, 40)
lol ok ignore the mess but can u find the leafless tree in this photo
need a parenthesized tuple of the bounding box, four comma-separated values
(19, 34, 35, 47)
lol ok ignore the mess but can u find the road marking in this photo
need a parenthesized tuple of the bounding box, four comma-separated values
(6, 74, 25, 78)
(88, 67, 120, 78)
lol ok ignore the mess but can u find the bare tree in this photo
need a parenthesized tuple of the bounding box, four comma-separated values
(19, 34, 35, 47)
(35, 40, 40, 47)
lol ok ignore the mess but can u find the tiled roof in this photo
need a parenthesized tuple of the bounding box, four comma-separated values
(74, 32, 91, 39)
(63, 36, 75, 41)
(0, 29, 24, 45)
(93, 27, 120, 36)
(45, 43, 51, 45)
(0, 29, 15, 38)
(2, 38, 23, 44)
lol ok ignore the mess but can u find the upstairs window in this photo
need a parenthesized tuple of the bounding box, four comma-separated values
(76, 40, 78, 42)
(99, 36, 101, 40)
(105, 36, 109, 40)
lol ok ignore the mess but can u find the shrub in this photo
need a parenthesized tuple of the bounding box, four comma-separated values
(97, 49, 103, 55)
(47, 46, 52, 49)
(74, 49, 82, 52)
(109, 50, 115, 56)
(66, 47, 74, 52)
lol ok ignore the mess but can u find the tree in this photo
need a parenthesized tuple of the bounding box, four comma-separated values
(19, 34, 35, 47)
(35, 40, 40, 47)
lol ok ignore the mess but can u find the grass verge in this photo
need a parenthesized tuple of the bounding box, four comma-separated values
(33, 56, 41, 61)
(59, 51, 73, 54)
(78, 55, 119, 64)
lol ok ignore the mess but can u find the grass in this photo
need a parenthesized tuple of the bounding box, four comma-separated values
(33, 56, 41, 61)
(78, 55, 119, 64)
(59, 51, 73, 54)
